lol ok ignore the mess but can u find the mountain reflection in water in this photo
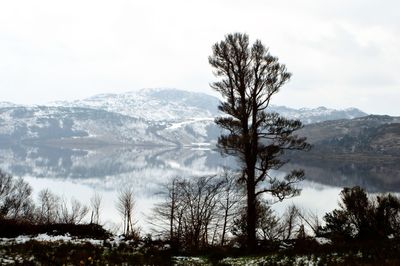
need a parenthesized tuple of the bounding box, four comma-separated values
(0, 144, 399, 229)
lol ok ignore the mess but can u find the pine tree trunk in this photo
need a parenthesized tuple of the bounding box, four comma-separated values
(246, 169, 257, 251)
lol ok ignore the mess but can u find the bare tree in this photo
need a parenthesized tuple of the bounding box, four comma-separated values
(151, 177, 183, 249)
(59, 197, 89, 224)
(234, 202, 303, 243)
(7, 178, 34, 219)
(37, 188, 60, 224)
(257, 202, 281, 241)
(152, 175, 233, 251)
(279, 205, 301, 241)
(0, 170, 34, 220)
(298, 209, 322, 237)
(218, 169, 243, 246)
(117, 187, 136, 236)
(179, 176, 223, 250)
(0, 171, 14, 218)
(90, 192, 102, 224)
(0, 171, 93, 226)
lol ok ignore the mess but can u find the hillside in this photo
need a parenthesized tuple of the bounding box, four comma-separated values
(0, 106, 218, 146)
(298, 115, 400, 158)
(270, 105, 366, 124)
(49, 88, 220, 122)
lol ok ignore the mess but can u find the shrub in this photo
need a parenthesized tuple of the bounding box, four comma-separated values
(323, 186, 400, 241)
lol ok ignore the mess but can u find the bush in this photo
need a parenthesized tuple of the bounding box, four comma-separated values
(323, 186, 400, 241)
(0, 170, 35, 220)
(0, 218, 111, 238)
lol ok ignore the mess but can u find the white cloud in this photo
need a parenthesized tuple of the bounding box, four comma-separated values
(0, 0, 399, 115)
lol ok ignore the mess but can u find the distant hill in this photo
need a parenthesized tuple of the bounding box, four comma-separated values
(269, 105, 367, 124)
(49, 88, 220, 122)
(298, 115, 400, 158)
(0, 106, 218, 146)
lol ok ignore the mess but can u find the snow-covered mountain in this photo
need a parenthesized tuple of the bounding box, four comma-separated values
(49, 88, 367, 124)
(0, 88, 368, 147)
(50, 88, 220, 122)
(269, 105, 367, 124)
(0, 106, 218, 146)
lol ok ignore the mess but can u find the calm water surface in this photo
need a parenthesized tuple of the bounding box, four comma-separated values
(0, 144, 399, 232)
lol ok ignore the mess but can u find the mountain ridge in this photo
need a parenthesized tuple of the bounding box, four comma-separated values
(297, 115, 400, 158)
(5, 88, 368, 124)
(0, 88, 378, 149)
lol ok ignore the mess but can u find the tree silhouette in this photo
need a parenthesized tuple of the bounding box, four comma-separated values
(209, 33, 310, 249)
(323, 186, 400, 241)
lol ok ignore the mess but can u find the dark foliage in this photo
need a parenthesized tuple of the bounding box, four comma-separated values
(323, 186, 400, 242)
(0, 170, 34, 220)
(0, 218, 111, 239)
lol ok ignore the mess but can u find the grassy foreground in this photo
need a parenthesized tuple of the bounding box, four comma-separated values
(2, 237, 400, 265)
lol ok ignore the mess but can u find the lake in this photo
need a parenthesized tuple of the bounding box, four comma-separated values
(0, 144, 399, 232)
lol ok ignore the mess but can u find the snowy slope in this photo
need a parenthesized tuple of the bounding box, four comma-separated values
(0, 105, 217, 146)
(269, 105, 367, 124)
(50, 88, 367, 124)
(0, 88, 368, 147)
(50, 88, 220, 122)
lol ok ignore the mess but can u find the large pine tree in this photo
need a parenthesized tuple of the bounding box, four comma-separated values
(209, 33, 310, 249)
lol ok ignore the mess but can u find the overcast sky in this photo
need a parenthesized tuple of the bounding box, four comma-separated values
(0, 0, 399, 115)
